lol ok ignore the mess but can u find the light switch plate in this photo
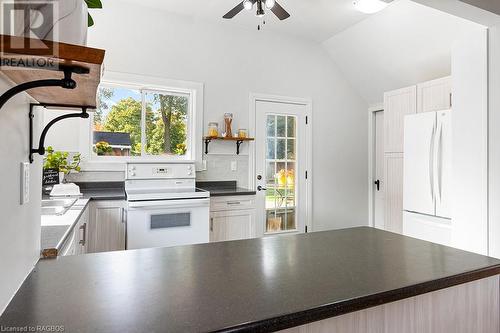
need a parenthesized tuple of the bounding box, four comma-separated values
(20, 162, 30, 205)
(231, 161, 237, 171)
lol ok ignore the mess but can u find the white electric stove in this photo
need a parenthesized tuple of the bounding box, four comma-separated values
(125, 162, 210, 250)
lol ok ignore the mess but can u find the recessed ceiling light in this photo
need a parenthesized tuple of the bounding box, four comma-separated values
(353, 0, 388, 14)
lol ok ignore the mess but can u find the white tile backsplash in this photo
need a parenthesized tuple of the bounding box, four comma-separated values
(196, 155, 250, 188)
(66, 155, 250, 188)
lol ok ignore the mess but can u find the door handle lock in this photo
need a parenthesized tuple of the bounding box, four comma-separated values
(257, 186, 267, 192)
(374, 180, 380, 191)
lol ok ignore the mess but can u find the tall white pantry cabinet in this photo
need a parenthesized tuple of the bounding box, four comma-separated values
(383, 77, 452, 234)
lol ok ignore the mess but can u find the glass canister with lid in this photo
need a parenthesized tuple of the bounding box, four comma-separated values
(208, 122, 219, 137)
(224, 113, 233, 138)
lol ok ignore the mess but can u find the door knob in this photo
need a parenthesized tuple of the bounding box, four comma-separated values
(257, 186, 267, 191)
(374, 180, 380, 191)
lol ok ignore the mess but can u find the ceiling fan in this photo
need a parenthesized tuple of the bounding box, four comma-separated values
(223, 0, 291, 22)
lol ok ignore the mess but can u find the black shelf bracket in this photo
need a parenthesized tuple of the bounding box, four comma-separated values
(29, 103, 92, 163)
(0, 65, 89, 111)
(204, 138, 246, 155)
(236, 140, 244, 155)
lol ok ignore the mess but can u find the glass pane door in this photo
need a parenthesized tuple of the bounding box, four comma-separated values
(265, 115, 297, 233)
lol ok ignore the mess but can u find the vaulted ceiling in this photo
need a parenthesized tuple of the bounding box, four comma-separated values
(323, 0, 484, 104)
(119, 0, 376, 42)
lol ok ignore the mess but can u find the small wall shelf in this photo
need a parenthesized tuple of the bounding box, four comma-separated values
(0, 34, 105, 108)
(203, 136, 255, 155)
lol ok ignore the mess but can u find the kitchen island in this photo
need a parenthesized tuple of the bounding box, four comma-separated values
(1, 227, 499, 332)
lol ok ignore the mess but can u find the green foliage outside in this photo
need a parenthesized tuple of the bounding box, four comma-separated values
(44, 147, 81, 174)
(95, 89, 188, 157)
(94, 141, 113, 156)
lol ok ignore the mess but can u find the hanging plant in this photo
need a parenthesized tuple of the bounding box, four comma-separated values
(85, 0, 103, 27)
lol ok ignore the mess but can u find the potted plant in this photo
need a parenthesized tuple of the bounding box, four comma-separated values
(44, 147, 82, 184)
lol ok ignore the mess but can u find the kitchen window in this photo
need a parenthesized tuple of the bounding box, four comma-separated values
(92, 83, 195, 160)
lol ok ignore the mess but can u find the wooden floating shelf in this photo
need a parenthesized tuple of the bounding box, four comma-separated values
(0, 34, 105, 108)
(203, 136, 255, 155)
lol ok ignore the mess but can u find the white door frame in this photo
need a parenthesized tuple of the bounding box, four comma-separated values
(249, 93, 313, 233)
(368, 104, 384, 228)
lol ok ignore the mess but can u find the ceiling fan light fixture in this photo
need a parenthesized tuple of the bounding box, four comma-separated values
(243, 0, 253, 11)
(353, 0, 388, 14)
(256, 0, 265, 17)
(265, 0, 275, 9)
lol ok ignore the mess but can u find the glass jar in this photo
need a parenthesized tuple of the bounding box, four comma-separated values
(224, 113, 233, 138)
(208, 122, 219, 137)
(238, 128, 248, 138)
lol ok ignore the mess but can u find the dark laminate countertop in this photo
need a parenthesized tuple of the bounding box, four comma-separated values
(197, 181, 256, 197)
(4, 227, 500, 332)
(77, 182, 126, 200)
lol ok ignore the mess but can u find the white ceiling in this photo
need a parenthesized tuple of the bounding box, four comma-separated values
(323, 0, 483, 104)
(119, 0, 375, 42)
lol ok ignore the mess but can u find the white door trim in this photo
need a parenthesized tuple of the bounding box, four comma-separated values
(249, 93, 313, 232)
(368, 105, 384, 228)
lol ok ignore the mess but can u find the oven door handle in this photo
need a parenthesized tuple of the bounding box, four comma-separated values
(127, 198, 210, 210)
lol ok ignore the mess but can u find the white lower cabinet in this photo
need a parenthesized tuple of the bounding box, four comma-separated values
(89, 200, 126, 253)
(60, 206, 89, 256)
(210, 196, 256, 243)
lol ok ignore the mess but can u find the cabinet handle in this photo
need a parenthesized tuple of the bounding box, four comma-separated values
(210, 218, 214, 232)
(227, 201, 241, 206)
(121, 208, 127, 224)
(79, 223, 87, 246)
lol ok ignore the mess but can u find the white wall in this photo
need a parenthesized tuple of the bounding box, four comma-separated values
(323, 0, 482, 105)
(0, 76, 43, 313)
(451, 27, 489, 255)
(87, 1, 369, 231)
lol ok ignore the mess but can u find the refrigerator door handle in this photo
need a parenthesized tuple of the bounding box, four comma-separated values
(429, 124, 436, 203)
(437, 123, 444, 203)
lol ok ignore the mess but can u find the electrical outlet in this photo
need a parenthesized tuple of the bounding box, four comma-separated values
(231, 161, 237, 172)
(20, 162, 30, 205)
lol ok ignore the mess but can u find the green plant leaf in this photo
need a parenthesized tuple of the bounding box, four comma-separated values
(88, 13, 94, 27)
(85, 0, 103, 9)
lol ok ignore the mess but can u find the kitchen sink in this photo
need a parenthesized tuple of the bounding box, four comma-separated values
(41, 198, 77, 216)
(41, 206, 67, 216)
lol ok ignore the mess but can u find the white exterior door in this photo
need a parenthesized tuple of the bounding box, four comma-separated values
(254, 100, 309, 236)
(374, 111, 385, 229)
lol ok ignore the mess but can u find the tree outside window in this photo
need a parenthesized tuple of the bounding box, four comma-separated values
(93, 86, 190, 158)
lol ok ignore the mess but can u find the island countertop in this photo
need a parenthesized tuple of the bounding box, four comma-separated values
(2, 227, 500, 332)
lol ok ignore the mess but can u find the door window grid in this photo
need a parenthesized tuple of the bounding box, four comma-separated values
(265, 115, 297, 233)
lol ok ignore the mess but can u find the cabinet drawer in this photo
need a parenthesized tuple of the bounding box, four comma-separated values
(210, 195, 256, 211)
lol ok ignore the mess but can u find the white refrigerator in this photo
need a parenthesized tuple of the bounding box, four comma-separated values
(403, 110, 452, 246)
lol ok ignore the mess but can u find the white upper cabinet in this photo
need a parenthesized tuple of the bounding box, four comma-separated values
(417, 76, 452, 113)
(384, 86, 417, 153)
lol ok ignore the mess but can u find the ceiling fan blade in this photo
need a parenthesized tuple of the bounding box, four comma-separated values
(223, 2, 244, 19)
(223, 0, 256, 19)
(270, 1, 290, 20)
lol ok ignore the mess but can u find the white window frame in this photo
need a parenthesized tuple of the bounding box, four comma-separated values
(80, 71, 204, 171)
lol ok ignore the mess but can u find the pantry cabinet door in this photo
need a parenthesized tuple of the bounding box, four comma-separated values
(384, 154, 404, 234)
(210, 209, 256, 242)
(384, 86, 417, 153)
(417, 77, 452, 113)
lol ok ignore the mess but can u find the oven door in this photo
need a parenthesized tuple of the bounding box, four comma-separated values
(127, 198, 210, 250)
